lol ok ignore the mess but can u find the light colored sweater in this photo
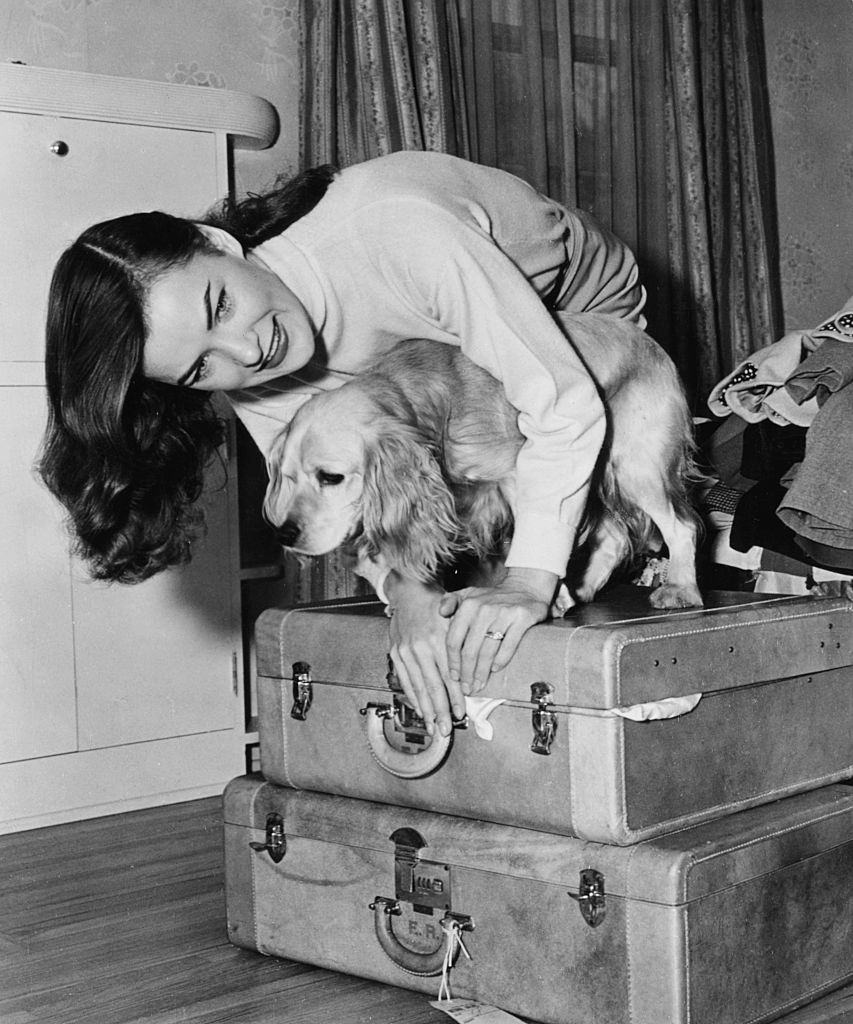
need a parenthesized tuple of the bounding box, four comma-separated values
(229, 151, 646, 578)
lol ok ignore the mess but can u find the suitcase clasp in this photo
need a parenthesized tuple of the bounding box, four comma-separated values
(568, 868, 606, 927)
(290, 661, 313, 720)
(249, 813, 287, 863)
(531, 681, 557, 755)
(360, 701, 394, 719)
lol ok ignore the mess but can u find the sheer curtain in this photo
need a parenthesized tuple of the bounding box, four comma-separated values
(449, 0, 782, 403)
(300, 0, 469, 164)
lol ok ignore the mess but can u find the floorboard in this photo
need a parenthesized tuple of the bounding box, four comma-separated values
(0, 797, 850, 1024)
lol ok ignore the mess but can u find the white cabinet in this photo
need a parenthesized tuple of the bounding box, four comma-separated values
(0, 65, 277, 832)
(0, 387, 76, 763)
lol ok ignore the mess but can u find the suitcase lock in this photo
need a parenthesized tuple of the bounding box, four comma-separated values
(290, 661, 313, 720)
(531, 682, 558, 755)
(388, 827, 451, 911)
(249, 813, 287, 863)
(568, 868, 606, 927)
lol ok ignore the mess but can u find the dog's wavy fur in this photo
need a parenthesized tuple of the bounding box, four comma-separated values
(264, 313, 703, 609)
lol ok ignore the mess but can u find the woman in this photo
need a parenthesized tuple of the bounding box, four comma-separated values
(41, 150, 647, 739)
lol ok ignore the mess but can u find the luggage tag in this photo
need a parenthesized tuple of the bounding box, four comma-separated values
(430, 920, 526, 1021)
(430, 999, 528, 1023)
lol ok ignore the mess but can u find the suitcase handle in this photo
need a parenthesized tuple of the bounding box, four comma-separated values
(361, 701, 454, 779)
(371, 897, 472, 976)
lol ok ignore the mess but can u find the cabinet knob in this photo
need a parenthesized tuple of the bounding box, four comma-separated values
(50, 140, 69, 156)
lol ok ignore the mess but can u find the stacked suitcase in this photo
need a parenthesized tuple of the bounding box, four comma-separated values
(224, 586, 853, 1024)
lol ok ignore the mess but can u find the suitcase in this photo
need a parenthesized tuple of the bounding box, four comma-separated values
(223, 774, 853, 1024)
(255, 588, 853, 844)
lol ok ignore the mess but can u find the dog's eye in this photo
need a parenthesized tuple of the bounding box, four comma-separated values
(317, 470, 345, 487)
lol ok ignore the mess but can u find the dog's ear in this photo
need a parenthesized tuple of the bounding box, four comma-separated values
(360, 422, 460, 582)
(262, 425, 292, 525)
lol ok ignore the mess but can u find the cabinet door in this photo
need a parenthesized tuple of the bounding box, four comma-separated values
(73, 485, 237, 748)
(0, 387, 77, 763)
(1, 111, 220, 361)
(0, 111, 238, 763)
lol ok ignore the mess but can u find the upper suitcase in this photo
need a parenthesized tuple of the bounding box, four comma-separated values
(255, 587, 853, 844)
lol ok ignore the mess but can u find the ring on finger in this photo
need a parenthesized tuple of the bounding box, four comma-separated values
(484, 629, 506, 642)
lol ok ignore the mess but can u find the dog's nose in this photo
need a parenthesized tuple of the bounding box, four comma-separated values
(275, 520, 301, 548)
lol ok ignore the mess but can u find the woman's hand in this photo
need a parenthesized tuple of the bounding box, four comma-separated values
(438, 567, 559, 693)
(385, 574, 467, 738)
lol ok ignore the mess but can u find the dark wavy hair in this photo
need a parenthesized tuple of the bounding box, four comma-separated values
(39, 164, 337, 583)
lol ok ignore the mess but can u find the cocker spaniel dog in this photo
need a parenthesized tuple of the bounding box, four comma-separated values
(263, 313, 703, 610)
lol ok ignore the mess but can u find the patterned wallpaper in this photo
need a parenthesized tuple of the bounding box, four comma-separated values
(762, 0, 853, 330)
(0, 0, 301, 199)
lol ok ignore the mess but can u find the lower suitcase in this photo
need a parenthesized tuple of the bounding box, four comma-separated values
(224, 775, 853, 1024)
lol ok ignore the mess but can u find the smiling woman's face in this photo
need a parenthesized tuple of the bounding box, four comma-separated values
(142, 250, 316, 392)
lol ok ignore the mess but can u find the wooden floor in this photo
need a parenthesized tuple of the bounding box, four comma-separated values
(1, 796, 851, 1024)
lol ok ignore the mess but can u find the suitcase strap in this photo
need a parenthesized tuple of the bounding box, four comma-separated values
(371, 897, 473, 978)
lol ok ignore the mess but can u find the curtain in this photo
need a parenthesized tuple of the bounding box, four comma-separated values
(300, 0, 469, 166)
(450, 0, 783, 406)
(658, 0, 783, 401)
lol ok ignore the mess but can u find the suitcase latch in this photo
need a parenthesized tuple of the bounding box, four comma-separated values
(530, 681, 557, 755)
(290, 661, 313, 720)
(568, 868, 606, 927)
(249, 812, 287, 863)
(360, 694, 427, 730)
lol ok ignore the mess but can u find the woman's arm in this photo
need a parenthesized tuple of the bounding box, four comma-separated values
(422, 217, 608, 686)
(383, 571, 465, 738)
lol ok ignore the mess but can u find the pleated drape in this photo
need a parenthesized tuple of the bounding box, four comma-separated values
(445, 0, 783, 403)
(300, 0, 469, 165)
(656, 0, 783, 400)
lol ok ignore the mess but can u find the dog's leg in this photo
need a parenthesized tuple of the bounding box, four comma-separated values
(596, 342, 703, 609)
(614, 451, 702, 608)
(644, 503, 703, 608)
(602, 432, 703, 608)
(574, 513, 632, 603)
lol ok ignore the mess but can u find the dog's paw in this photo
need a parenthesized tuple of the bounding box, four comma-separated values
(551, 582, 575, 618)
(649, 583, 704, 609)
(808, 579, 853, 601)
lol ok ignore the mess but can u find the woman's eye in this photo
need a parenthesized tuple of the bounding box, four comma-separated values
(215, 289, 231, 321)
(317, 470, 344, 486)
(189, 355, 212, 387)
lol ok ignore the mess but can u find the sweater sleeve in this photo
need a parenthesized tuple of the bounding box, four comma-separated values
(361, 203, 607, 575)
(442, 249, 605, 574)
